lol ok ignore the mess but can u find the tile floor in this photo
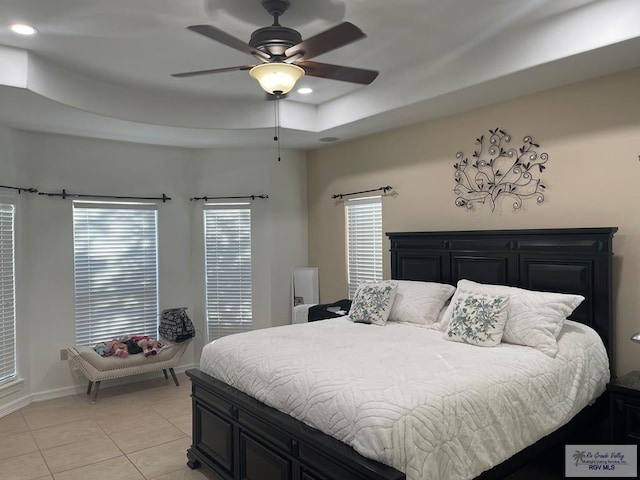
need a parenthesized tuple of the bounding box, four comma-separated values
(0, 373, 221, 480)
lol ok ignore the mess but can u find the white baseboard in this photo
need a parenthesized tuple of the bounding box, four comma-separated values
(0, 395, 32, 418)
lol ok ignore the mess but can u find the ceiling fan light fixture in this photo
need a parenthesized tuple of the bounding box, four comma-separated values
(250, 63, 304, 95)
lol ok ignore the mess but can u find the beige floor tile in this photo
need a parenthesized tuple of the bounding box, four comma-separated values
(127, 436, 192, 478)
(34, 476, 54, 480)
(41, 435, 122, 474)
(52, 456, 145, 480)
(151, 395, 192, 420)
(106, 416, 187, 454)
(150, 466, 222, 479)
(167, 412, 192, 436)
(31, 418, 107, 451)
(84, 395, 153, 420)
(21, 400, 91, 431)
(21, 395, 88, 413)
(0, 411, 30, 434)
(0, 431, 39, 461)
(0, 451, 51, 480)
(95, 408, 167, 435)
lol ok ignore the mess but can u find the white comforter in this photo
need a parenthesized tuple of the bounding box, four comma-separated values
(200, 318, 609, 480)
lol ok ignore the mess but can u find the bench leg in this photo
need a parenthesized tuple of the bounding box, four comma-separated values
(169, 368, 179, 387)
(86, 381, 93, 396)
(162, 369, 169, 380)
(91, 381, 101, 404)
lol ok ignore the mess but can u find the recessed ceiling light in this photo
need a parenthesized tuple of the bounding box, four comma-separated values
(10, 23, 37, 36)
(319, 137, 339, 143)
(297, 87, 313, 95)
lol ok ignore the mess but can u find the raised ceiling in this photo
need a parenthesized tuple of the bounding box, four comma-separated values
(0, 0, 639, 149)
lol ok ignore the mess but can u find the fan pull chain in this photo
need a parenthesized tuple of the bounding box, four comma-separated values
(273, 97, 281, 161)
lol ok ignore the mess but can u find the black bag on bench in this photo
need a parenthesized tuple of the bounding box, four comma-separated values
(160, 307, 195, 342)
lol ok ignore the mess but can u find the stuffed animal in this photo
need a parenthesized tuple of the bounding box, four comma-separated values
(106, 340, 128, 358)
(93, 342, 110, 357)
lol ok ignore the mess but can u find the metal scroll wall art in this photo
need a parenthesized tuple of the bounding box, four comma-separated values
(453, 128, 548, 211)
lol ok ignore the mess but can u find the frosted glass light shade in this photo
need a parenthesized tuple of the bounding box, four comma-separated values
(632, 331, 640, 343)
(249, 63, 304, 95)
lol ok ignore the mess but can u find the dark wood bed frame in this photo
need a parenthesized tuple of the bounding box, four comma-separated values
(186, 227, 617, 480)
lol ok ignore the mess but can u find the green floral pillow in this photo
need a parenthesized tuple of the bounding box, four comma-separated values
(350, 281, 398, 326)
(444, 294, 509, 346)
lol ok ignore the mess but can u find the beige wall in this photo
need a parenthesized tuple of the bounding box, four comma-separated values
(307, 66, 640, 376)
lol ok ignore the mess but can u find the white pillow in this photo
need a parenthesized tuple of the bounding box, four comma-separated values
(444, 293, 509, 347)
(388, 280, 455, 326)
(349, 281, 398, 326)
(443, 280, 584, 356)
(429, 300, 452, 331)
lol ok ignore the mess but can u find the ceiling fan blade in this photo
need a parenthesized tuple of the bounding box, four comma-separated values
(298, 61, 378, 85)
(285, 22, 365, 61)
(172, 65, 254, 78)
(187, 25, 271, 62)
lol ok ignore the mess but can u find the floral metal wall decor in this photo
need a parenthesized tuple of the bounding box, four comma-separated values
(453, 128, 548, 211)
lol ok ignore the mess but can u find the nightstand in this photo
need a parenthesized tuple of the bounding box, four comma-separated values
(608, 371, 640, 444)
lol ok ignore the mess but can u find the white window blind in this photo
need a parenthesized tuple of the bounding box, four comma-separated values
(0, 204, 16, 385)
(346, 196, 383, 297)
(73, 202, 159, 346)
(204, 205, 252, 341)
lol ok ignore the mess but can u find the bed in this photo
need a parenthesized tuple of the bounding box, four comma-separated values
(186, 227, 617, 480)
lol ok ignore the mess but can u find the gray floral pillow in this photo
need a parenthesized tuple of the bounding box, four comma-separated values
(444, 294, 509, 346)
(349, 281, 398, 326)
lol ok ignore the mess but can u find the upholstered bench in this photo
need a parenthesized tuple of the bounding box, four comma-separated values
(67, 340, 191, 403)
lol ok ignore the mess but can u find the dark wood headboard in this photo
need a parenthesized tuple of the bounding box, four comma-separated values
(387, 228, 617, 357)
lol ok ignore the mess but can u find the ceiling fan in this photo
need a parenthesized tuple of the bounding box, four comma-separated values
(172, 0, 379, 96)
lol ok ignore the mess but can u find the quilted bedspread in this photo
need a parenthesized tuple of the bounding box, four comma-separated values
(200, 318, 609, 480)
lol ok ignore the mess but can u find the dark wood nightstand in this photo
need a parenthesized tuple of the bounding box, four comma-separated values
(608, 371, 640, 444)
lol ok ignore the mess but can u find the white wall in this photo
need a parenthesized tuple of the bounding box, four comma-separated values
(0, 130, 307, 413)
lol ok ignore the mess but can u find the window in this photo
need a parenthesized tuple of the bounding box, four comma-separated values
(73, 202, 159, 346)
(0, 204, 15, 385)
(204, 205, 252, 341)
(346, 196, 383, 297)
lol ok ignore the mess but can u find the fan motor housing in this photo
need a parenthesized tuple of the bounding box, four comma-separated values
(250, 26, 302, 56)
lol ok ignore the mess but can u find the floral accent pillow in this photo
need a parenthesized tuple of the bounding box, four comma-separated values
(444, 294, 509, 347)
(349, 281, 398, 326)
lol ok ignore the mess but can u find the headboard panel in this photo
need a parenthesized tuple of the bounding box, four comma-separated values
(387, 228, 617, 357)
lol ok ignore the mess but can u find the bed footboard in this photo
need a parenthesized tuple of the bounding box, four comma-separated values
(186, 368, 405, 480)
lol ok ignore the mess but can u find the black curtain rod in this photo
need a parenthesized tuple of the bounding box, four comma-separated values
(190, 195, 269, 201)
(37, 189, 171, 202)
(331, 185, 393, 200)
(0, 184, 38, 194)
